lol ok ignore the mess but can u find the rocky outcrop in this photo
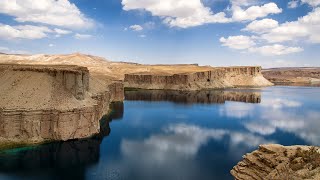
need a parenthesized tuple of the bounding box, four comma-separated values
(124, 66, 273, 90)
(0, 64, 124, 148)
(0, 103, 124, 176)
(125, 90, 261, 104)
(231, 144, 320, 180)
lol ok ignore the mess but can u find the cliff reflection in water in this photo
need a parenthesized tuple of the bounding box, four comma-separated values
(0, 102, 124, 179)
(125, 89, 261, 104)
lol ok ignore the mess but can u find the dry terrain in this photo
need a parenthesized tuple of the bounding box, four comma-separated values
(231, 144, 320, 180)
(263, 68, 320, 86)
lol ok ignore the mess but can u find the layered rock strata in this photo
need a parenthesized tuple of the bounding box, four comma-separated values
(0, 64, 124, 147)
(124, 66, 273, 90)
(231, 144, 320, 180)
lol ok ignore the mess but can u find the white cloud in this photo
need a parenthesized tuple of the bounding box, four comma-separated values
(232, 3, 282, 21)
(74, 33, 92, 40)
(261, 7, 320, 43)
(249, 44, 303, 56)
(220, 35, 256, 50)
(0, 0, 94, 29)
(0, 24, 52, 40)
(122, 0, 231, 28)
(49, 44, 55, 47)
(54, 28, 72, 35)
(231, 0, 257, 6)
(288, 0, 299, 8)
(139, 34, 146, 38)
(243, 18, 279, 34)
(301, 0, 320, 6)
(129, 25, 143, 31)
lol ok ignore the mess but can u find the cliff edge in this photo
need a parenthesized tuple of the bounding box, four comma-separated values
(125, 66, 273, 90)
(0, 63, 124, 147)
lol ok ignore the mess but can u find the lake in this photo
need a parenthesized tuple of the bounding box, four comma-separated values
(0, 86, 319, 180)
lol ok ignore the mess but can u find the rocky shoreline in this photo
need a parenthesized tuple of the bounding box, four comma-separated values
(231, 144, 320, 180)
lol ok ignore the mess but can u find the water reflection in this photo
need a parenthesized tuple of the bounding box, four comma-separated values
(125, 89, 261, 104)
(0, 102, 124, 180)
(1, 87, 320, 180)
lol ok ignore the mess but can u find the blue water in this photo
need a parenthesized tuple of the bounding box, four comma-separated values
(0, 86, 319, 180)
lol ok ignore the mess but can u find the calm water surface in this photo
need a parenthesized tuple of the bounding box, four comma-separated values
(0, 86, 320, 180)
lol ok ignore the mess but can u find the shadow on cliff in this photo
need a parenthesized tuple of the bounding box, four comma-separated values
(125, 89, 262, 104)
(0, 102, 124, 180)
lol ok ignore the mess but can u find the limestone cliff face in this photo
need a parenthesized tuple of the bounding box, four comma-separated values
(124, 66, 273, 90)
(0, 64, 124, 147)
(0, 64, 89, 100)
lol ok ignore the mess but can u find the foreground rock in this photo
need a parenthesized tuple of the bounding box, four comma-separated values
(263, 68, 320, 86)
(231, 144, 320, 180)
(0, 64, 124, 148)
(125, 66, 273, 90)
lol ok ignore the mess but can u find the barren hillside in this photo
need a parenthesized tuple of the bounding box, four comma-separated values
(263, 68, 320, 86)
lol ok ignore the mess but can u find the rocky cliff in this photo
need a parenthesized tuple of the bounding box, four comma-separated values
(124, 66, 273, 90)
(0, 64, 124, 148)
(231, 144, 320, 180)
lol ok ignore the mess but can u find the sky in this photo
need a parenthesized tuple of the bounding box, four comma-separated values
(0, 0, 319, 68)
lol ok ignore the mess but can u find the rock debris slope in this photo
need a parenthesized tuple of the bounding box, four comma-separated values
(231, 144, 320, 180)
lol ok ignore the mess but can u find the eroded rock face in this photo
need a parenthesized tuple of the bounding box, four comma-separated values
(0, 64, 124, 147)
(231, 144, 320, 180)
(124, 66, 273, 90)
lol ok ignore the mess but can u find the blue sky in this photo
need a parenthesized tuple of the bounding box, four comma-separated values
(0, 0, 319, 67)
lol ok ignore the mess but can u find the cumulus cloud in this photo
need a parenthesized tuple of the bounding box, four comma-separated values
(243, 18, 279, 34)
(74, 33, 92, 40)
(288, 0, 300, 8)
(249, 44, 303, 56)
(301, 0, 320, 6)
(220, 35, 256, 50)
(0, 24, 52, 40)
(0, 0, 94, 29)
(232, 3, 282, 21)
(129, 25, 143, 31)
(122, 0, 231, 28)
(54, 28, 72, 35)
(261, 7, 320, 43)
(231, 0, 258, 6)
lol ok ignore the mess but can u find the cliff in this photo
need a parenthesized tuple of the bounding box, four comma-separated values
(231, 144, 320, 180)
(124, 66, 273, 90)
(0, 64, 124, 148)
